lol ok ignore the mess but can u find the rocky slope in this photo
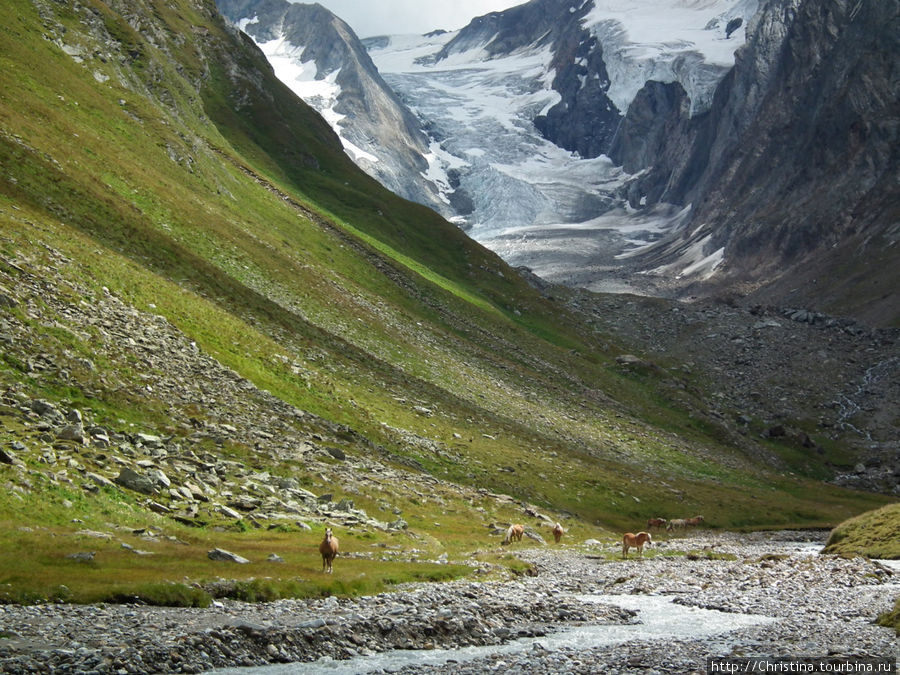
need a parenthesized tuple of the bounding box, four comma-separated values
(561, 288, 899, 494)
(0, 247, 484, 534)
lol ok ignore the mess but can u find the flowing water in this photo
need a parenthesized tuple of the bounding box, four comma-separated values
(210, 594, 776, 674)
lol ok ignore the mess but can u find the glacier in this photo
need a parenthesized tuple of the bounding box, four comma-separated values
(365, 0, 759, 293)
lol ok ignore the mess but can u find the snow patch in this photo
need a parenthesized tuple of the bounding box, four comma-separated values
(421, 140, 470, 204)
(583, 0, 760, 115)
(643, 233, 726, 281)
(253, 34, 378, 163)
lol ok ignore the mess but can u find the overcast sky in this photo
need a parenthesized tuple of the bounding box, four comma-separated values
(306, 0, 525, 38)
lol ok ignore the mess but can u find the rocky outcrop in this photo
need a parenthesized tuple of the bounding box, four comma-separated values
(563, 290, 899, 494)
(433, 0, 622, 160)
(532, 8, 620, 158)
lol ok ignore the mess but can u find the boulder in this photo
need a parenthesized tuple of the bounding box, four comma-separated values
(114, 468, 157, 495)
(208, 548, 250, 564)
(57, 424, 86, 443)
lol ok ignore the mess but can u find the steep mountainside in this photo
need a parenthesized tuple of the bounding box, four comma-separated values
(215, 0, 452, 217)
(613, 0, 900, 327)
(0, 0, 892, 608)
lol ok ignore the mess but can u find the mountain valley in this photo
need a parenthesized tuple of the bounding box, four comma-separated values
(0, 0, 895, 645)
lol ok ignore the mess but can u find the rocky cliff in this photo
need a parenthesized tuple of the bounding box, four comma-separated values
(613, 0, 899, 326)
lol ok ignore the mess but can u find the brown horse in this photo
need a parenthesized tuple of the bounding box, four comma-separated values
(685, 515, 704, 526)
(646, 517, 667, 530)
(503, 523, 524, 544)
(552, 522, 564, 543)
(622, 531, 652, 558)
(319, 527, 339, 573)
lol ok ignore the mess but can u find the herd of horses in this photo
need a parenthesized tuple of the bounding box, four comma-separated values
(318, 515, 703, 572)
(502, 521, 565, 545)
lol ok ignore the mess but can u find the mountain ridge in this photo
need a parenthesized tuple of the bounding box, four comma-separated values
(216, 0, 453, 217)
(614, 0, 900, 326)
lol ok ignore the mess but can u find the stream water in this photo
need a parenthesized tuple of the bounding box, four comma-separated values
(210, 594, 776, 674)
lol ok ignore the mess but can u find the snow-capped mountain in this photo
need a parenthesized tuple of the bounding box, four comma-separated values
(215, 0, 454, 218)
(610, 0, 900, 324)
(217, 0, 759, 291)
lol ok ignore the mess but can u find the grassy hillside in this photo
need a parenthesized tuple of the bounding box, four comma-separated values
(0, 0, 890, 602)
(823, 503, 900, 559)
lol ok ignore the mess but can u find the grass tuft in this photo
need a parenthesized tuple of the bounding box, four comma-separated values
(877, 596, 900, 635)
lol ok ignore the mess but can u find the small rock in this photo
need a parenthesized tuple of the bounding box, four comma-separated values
(66, 551, 96, 562)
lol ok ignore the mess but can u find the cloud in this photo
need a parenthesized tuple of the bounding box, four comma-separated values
(307, 0, 524, 38)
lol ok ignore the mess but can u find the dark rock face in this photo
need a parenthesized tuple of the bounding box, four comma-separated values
(532, 22, 620, 159)
(435, 0, 622, 159)
(609, 80, 690, 193)
(614, 0, 900, 325)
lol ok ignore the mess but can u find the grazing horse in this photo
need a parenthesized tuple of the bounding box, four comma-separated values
(622, 531, 652, 558)
(666, 518, 687, 532)
(503, 523, 524, 544)
(552, 522, 564, 543)
(646, 517, 667, 530)
(319, 527, 339, 573)
(685, 515, 704, 527)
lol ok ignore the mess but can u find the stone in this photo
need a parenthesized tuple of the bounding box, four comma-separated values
(86, 472, 114, 488)
(66, 551, 96, 562)
(0, 447, 24, 466)
(147, 469, 171, 489)
(31, 399, 61, 418)
(218, 505, 243, 519)
(334, 498, 354, 512)
(114, 468, 157, 495)
(134, 433, 163, 448)
(57, 425, 86, 443)
(207, 548, 250, 564)
(326, 447, 346, 461)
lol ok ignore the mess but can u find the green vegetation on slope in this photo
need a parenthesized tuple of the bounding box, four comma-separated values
(0, 0, 891, 603)
(823, 503, 900, 559)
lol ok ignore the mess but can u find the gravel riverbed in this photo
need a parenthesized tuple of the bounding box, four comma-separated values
(0, 532, 897, 673)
